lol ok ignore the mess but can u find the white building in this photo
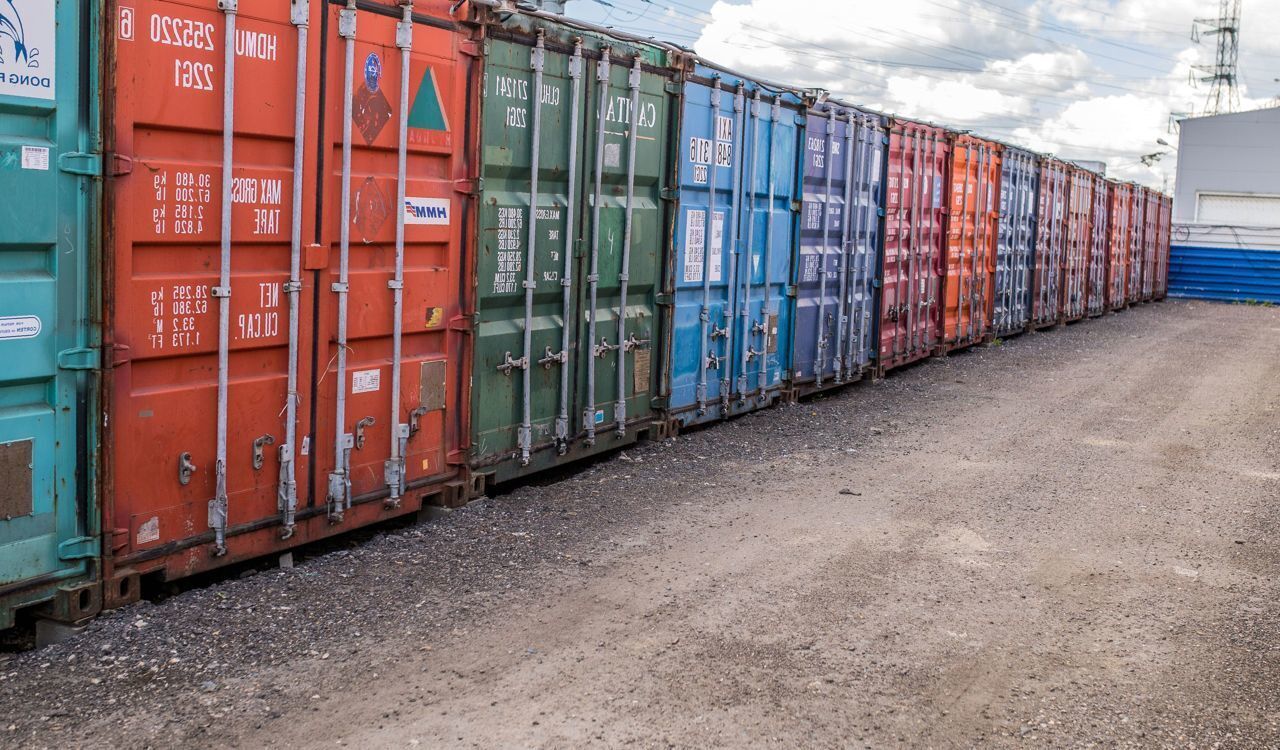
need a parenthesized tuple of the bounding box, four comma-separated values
(1170, 106, 1280, 303)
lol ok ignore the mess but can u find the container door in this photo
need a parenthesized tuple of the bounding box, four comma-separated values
(471, 35, 581, 468)
(577, 51, 664, 441)
(107, 0, 316, 571)
(846, 117, 884, 376)
(795, 110, 846, 386)
(314, 2, 468, 520)
(0, 0, 97, 620)
(669, 76, 734, 419)
(732, 92, 795, 404)
(995, 151, 1034, 335)
(943, 139, 997, 346)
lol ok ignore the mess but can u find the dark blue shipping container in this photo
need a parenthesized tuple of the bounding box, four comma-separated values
(666, 63, 800, 427)
(791, 104, 886, 394)
(993, 146, 1039, 336)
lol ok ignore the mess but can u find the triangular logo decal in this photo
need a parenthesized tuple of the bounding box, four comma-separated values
(408, 67, 449, 132)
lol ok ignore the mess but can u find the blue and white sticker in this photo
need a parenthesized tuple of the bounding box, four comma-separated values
(593, 410, 605, 425)
(364, 53, 381, 93)
(403, 196, 450, 225)
(0, 315, 41, 340)
(0, 0, 56, 100)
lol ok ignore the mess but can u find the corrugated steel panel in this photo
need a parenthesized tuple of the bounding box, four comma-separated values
(1105, 181, 1132, 311)
(469, 15, 676, 483)
(1169, 222, 1280, 303)
(879, 119, 948, 372)
(993, 146, 1038, 336)
(102, 0, 473, 606)
(1030, 158, 1069, 328)
(1060, 165, 1093, 322)
(1154, 195, 1172, 299)
(0, 0, 101, 629)
(667, 64, 800, 426)
(1083, 171, 1109, 317)
(1126, 185, 1146, 305)
(792, 104, 885, 393)
(940, 134, 1001, 351)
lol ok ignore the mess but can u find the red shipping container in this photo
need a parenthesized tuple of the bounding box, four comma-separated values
(1141, 188, 1160, 301)
(939, 134, 1001, 353)
(1105, 181, 1132, 311)
(101, 0, 473, 607)
(880, 119, 948, 373)
(1029, 157, 1069, 329)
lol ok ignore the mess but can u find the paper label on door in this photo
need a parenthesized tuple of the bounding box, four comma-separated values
(351, 369, 381, 394)
(0, 0, 56, 100)
(21, 146, 49, 170)
(136, 516, 160, 545)
(683, 209, 724, 283)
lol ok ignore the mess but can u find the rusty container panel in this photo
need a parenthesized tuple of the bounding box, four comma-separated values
(1141, 188, 1159, 301)
(1105, 181, 1131, 311)
(1060, 165, 1090, 322)
(879, 119, 948, 373)
(940, 133, 1000, 352)
(1154, 194, 1172, 299)
(1029, 157, 1068, 329)
(102, 0, 472, 604)
(1083, 171, 1109, 317)
(993, 145, 1038, 337)
(1126, 184, 1146, 305)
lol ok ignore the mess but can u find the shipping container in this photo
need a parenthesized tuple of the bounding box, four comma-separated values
(939, 134, 1001, 352)
(879, 118, 948, 373)
(1060, 165, 1090, 322)
(791, 103, 885, 395)
(993, 145, 1039, 337)
(1154, 194, 1171, 299)
(1141, 188, 1159, 301)
(467, 11, 676, 486)
(666, 62, 800, 426)
(1029, 157, 1069, 329)
(1083, 170, 1109, 317)
(1105, 180, 1132, 311)
(1126, 184, 1146, 305)
(0, 0, 102, 630)
(101, 0, 473, 607)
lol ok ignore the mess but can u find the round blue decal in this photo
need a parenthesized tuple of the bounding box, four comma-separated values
(364, 53, 381, 93)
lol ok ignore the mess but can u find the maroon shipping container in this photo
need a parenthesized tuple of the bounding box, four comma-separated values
(101, 0, 474, 608)
(1104, 181, 1132, 312)
(1029, 157, 1069, 329)
(1060, 165, 1090, 322)
(879, 119, 949, 373)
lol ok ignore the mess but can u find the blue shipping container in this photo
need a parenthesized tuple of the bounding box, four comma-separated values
(994, 146, 1039, 336)
(666, 64, 799, 427)
(0, 0, 100, 630)
(792, 105, 886, 391)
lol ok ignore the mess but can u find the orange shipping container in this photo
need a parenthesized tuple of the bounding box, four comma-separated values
(102, 0, 474, 607)
(939, 134, 1001, 353)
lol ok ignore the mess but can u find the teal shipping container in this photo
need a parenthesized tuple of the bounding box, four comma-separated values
(0, 0, 101, 630)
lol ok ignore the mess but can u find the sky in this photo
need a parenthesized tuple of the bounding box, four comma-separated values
(561, 0, 1280, 188)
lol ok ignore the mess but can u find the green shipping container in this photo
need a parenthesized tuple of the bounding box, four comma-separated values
(0, 0, 101, 630)
(470, 13, 678, 486)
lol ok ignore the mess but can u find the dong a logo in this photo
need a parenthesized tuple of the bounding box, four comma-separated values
(0, 0, 55, 100)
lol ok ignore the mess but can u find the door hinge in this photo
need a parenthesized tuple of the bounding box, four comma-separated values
(794, 114, 807, 125)
(664, 81, 682, 96)
(58, 347, 100, 370)
(654, 292, 673, 305)
(58, 152, 102, 177)
(454, 177, 481, 195)
(785, 284, 797, 298)
(660, 186, 678, 201)
(58, 536, 100, 561)
(649, 395, 669, 410)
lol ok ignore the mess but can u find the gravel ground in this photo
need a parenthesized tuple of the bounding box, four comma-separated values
(2, 300, 1278, 749)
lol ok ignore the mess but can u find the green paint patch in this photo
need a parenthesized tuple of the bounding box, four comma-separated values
(408, 67, 449, 132)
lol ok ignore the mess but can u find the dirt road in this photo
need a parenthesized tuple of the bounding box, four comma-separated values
(4, 300, 1279, 748)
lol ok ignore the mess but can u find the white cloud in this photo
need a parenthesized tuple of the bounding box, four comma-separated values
(677, 0, 1279, 187)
